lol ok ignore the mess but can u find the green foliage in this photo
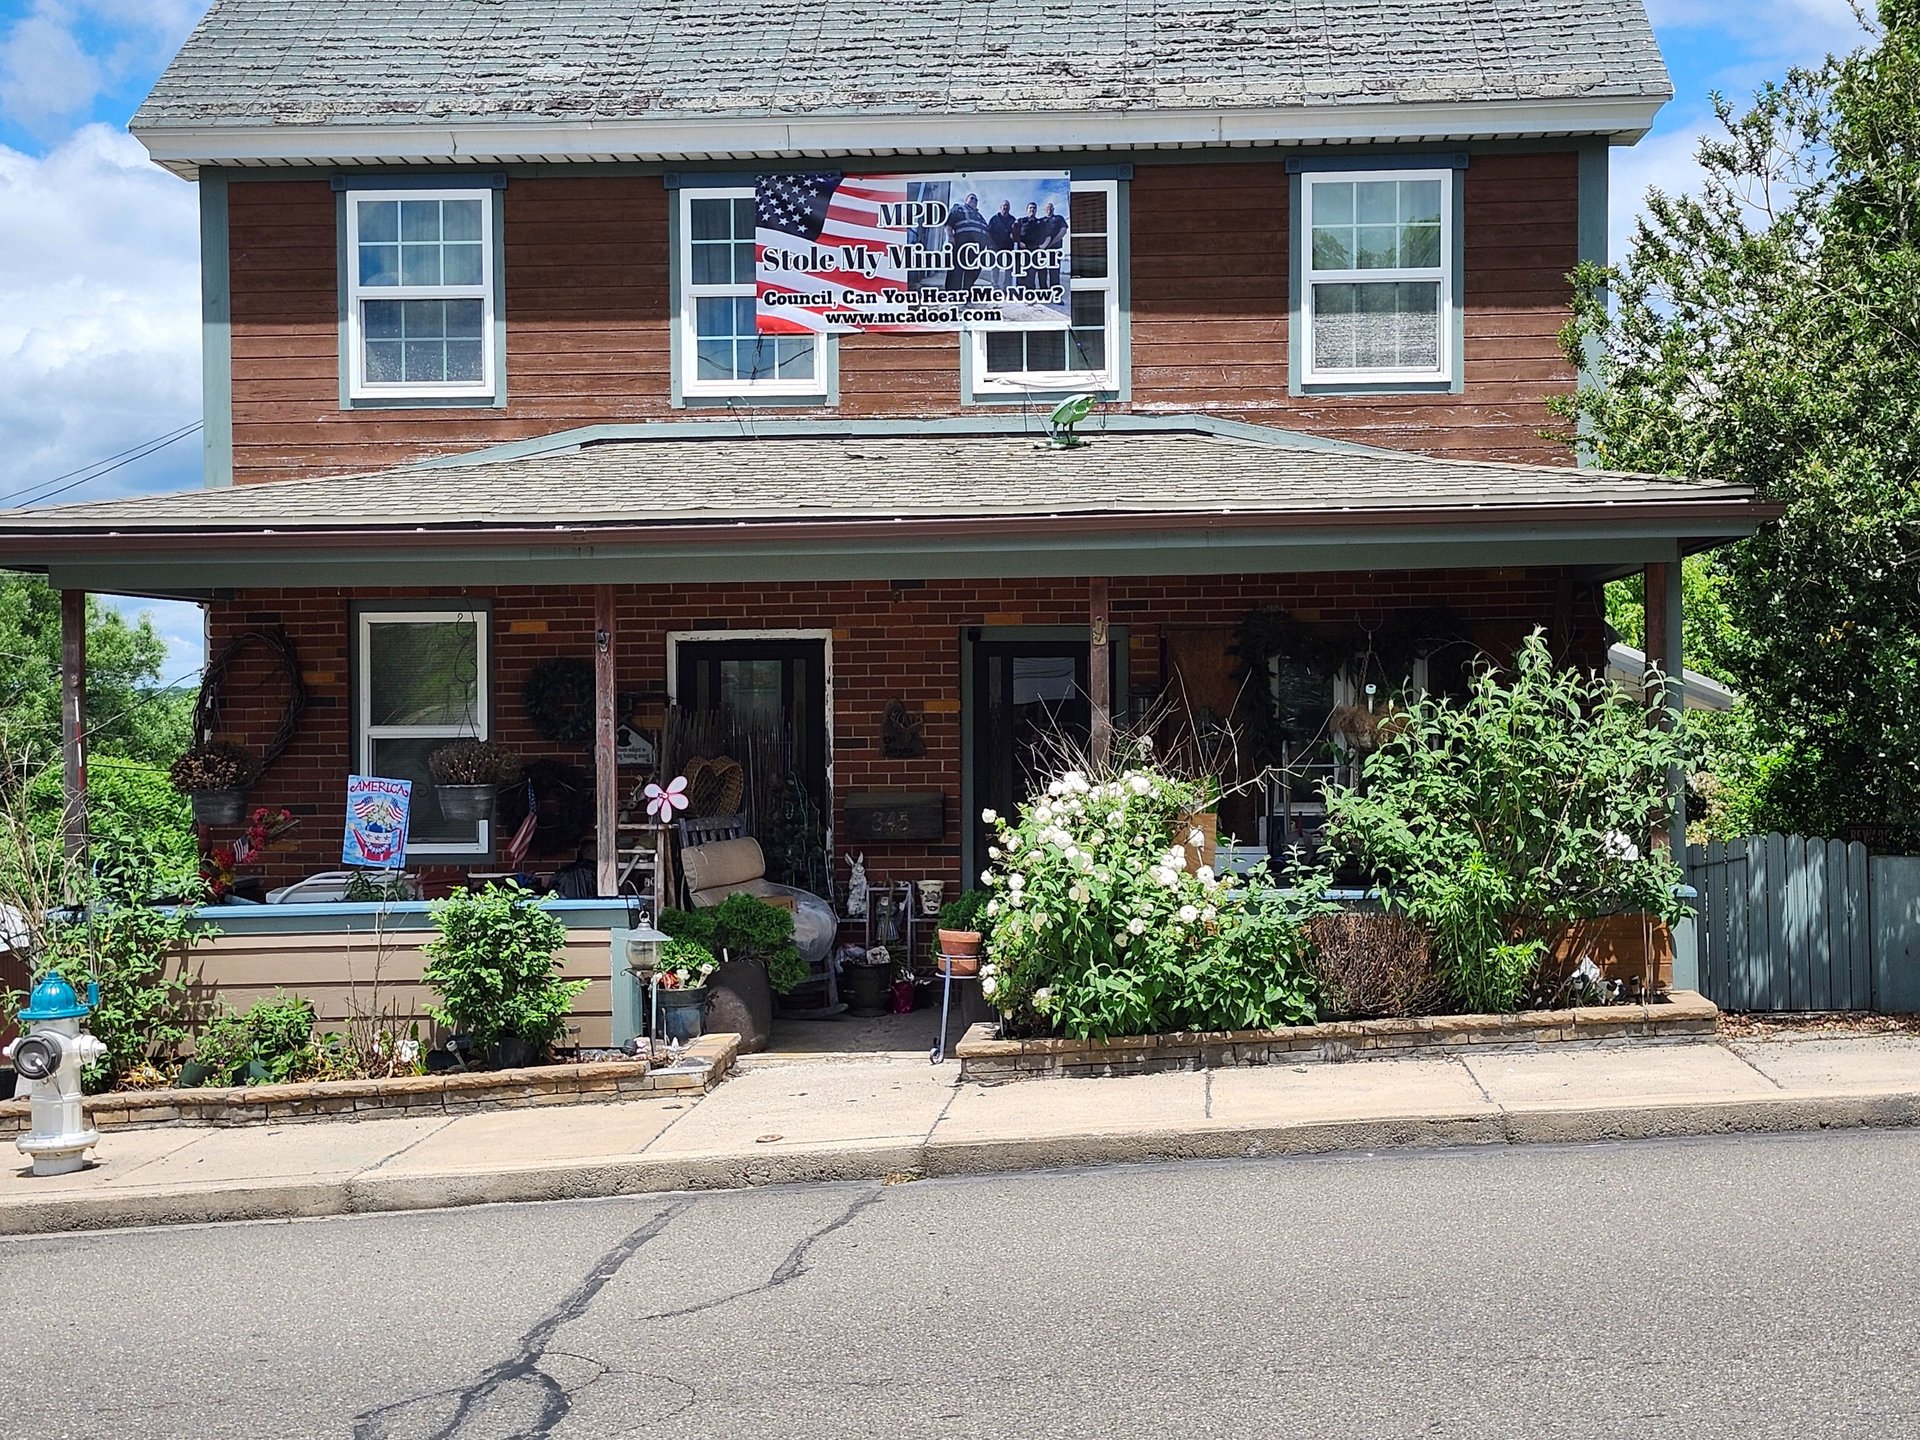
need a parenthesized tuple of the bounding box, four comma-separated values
(190, 992, 318, 1086)
(979, 762, 1325, 1039)
(1685, 702, 1799, 842)
(660, 896, 807, 994)
(658, 936, 718, 988)
(1558, 5, 1920, 831)
(421, 883, 587, 1056)
(27, 852, 214, 1093)
(1322, 632, 1688, 1013)
(1604, 558, 1743, 685)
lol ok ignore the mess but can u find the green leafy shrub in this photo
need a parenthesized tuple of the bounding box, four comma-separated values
(1322, 631, 1689, 1013)
(661, 894, 807, 994)
(980, 764, 1324, 1039)
(26, 852, 213, 1093)
(422, 883, 587, 1058)
(191, 992, 318, 1086)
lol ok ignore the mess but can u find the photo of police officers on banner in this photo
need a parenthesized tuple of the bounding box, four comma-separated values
(903, 173, 1071, 325)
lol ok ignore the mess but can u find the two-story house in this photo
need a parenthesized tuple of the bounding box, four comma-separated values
(0, 1, 1766, 1040)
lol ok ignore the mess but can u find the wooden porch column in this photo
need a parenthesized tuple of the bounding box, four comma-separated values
(593, 585, 618, 898)
(1089, 578, 1112, 768)
(60, 588, 88, 869)
(1643, 560, 1685, 856)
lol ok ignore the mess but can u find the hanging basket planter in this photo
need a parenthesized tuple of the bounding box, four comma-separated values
(434, 783, 498, 822)
(189, 788, 248, 827)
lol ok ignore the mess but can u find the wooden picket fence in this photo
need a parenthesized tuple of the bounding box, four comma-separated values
(1686, 834, 1920, 1013)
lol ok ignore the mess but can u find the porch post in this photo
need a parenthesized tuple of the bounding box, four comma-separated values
(593, 585, 618, 898)
(59, 588, 88, 868)
(1643, 560, 1686, 856)
(1089, 578, 1112, 768)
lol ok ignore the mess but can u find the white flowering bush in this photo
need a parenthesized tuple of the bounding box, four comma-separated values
(978, 766, 1325, 1039)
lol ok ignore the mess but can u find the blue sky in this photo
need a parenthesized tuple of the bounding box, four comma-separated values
(0, 0, 1881, 678)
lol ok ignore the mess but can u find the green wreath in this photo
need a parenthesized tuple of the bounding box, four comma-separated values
(521, 657, 595, 746)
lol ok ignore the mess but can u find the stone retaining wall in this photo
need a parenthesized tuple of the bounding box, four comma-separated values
(954, 994, 1720, 1082)
(1, 1033, 738, 1131)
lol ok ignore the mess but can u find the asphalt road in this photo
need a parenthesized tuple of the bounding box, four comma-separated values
(5, 1130, 1919, 1439)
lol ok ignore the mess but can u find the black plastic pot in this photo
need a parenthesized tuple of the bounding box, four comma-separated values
(489, 1032, 536, 1070)
(190, 788, 247, 826)
(842, 964, 891, 1018)
(178, 1060, 216, 1088)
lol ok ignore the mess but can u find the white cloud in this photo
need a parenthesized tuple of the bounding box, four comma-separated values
(0, 0, 207, 137)
(0, 123, 201, 506)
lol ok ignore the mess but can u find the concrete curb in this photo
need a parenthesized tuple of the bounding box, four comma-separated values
(6, 1089, 1920, 1237)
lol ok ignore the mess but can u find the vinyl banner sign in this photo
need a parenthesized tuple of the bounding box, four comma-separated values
(755, 171, 1071, 333)
(342, 774, 412, 869)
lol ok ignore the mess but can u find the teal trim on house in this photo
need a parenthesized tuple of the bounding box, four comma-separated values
(1573, 138, 1611, 466)
(184, 897, 638, 936)
(199, 169, 233, 488)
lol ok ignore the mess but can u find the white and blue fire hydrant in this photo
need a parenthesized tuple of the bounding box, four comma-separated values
(5, 971, 105, 1176)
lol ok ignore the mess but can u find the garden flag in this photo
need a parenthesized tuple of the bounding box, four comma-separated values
(343, 775, 412, 868)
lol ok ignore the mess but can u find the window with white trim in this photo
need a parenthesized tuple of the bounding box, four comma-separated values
(345, 189, 496, 401)
(679, 187, 824, 398)
(1300, 169, 1453, 386)
(972, 180, 1120, 392)
(356, 609, 489, 855)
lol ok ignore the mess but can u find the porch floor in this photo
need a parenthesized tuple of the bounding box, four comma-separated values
(764, 990, 992, 1061)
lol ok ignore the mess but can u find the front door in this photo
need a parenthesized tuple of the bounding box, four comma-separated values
(674, 637, 829, 883)
(968, 634, 1120, 879)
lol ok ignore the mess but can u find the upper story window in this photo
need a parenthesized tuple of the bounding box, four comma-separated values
(678, 187, 824, 399)
(345, 189, 497, 401)
(1299, 168, 1454, 387)
(972, 180, 1121, 394)
(355, 607, 490, 856)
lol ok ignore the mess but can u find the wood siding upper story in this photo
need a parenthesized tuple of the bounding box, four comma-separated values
(226, 151, 1582, 485)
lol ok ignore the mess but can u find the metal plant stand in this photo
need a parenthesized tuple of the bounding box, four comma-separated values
(929, 954, 979, 1065)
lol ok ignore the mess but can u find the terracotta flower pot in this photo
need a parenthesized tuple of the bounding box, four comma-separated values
(1174, 811, 1219, 873)
(937, 928, 982, 976)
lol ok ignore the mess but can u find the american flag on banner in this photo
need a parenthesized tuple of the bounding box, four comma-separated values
(755, 173, 910, 335)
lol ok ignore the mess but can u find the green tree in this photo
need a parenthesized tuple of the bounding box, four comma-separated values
(1558, 3, 1920, 834)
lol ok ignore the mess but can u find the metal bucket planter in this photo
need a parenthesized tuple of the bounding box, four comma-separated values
(435, 783, 497, 821)
(657, 985, 710, 1043)
(189, 789, 247, 826)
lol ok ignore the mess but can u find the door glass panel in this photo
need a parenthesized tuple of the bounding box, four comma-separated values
(718, 658, 785, 733)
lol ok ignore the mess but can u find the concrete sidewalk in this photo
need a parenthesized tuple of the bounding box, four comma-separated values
(6, 1032, 1920, 1236)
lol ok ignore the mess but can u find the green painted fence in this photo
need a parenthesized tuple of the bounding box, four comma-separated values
(1687, 835, 1920, 1013)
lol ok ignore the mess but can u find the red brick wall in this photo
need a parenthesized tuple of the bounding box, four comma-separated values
(224, 151, 1579, 483)
(202, 570, 1606, 893)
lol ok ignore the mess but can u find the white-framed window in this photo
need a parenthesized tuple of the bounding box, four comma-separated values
(971, 179, 1121, 393)
(1300, 168, 1453, 386)
(678, 187, 824, 399)
(356, 608, 490, 855)
(344, 189, 496, 401)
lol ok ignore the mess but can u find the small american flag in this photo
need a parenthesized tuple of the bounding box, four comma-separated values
(756, 172, 911, 334)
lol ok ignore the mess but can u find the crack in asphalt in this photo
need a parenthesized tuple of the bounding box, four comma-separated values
(351, 1184, 887, 1438)
(351, 1200, 690, 1440)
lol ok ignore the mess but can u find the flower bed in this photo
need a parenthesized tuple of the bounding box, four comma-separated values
(954, 992, 1719, 1082)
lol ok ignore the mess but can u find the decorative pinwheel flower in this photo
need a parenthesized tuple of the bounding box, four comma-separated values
(645, 774, 690, 822)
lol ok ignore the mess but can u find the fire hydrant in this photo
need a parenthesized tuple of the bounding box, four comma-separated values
(4, 971, 105, 1176)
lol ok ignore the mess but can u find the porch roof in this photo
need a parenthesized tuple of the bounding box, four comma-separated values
(0, 416, 1770, 597)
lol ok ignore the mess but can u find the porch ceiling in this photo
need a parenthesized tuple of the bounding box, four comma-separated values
(0, 416, 1770, 595)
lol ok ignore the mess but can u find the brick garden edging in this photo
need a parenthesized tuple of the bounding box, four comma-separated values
(0, 1033, 739, 1131)
(953, 993, 1720, 1082)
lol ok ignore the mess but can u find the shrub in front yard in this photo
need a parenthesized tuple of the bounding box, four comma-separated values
(190, 991, 319, 1086)
(1321, 630, 1690, 1013)
(422, 882, 587, 1060)
(979, 765, 1324, 1039)
(1305, 909, 1443, 1019)
(659, 894, 807, 994)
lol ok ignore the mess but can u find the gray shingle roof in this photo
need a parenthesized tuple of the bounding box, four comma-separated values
(0, 418, 1747, 537)
(133, 0, 1671, 132)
